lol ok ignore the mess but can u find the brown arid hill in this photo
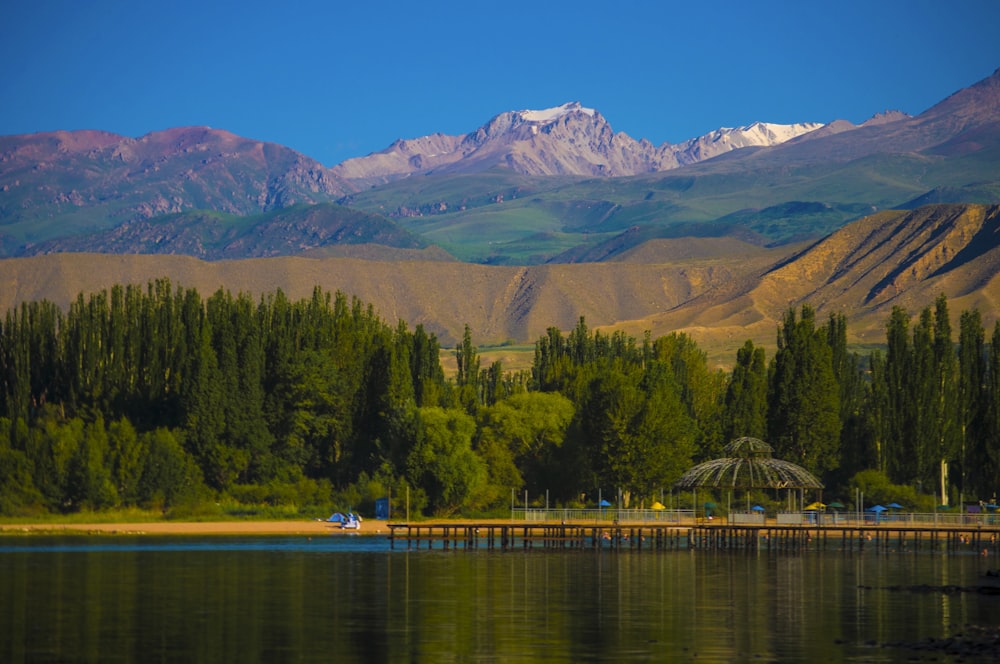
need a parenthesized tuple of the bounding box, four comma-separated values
(1, 204, 997, 365)
(609, 204, 1000, 360)
(0, 248, 785, 350)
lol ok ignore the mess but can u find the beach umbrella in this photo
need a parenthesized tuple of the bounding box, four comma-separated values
(887, 502, 904, 509)
(867, 504, 887, 513)
(599, 499, 612, 507)
(804, 501, 826, 511)
(751, 505, 765, 512)
(828, 501, 845, 510)
(651, 501, 666, 510)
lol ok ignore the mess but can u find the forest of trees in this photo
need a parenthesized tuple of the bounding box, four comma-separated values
(1, 281, 998, 517)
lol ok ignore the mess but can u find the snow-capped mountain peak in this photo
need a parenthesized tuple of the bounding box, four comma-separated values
(518, 102, 596, 123)
(673, 122, 824, 165)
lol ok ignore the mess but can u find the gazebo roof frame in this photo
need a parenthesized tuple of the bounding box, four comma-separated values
(673, 436, 823, 490)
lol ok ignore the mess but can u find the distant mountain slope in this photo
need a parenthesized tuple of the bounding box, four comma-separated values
(695, 68, 1000, 172)
(753, 204, 1000, 319)
(618, 204, 1000, 354)
(2, 204, 997, 364)
(332, 102, 822, 184)
(25, 203, 427, 260)
(0, 127, 352, 254)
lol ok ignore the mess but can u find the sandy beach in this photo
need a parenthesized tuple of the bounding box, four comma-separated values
(0, 519, 387, 536)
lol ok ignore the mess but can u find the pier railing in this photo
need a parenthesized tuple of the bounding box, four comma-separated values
(511, 508, 694, 523)
(510, 508, 999, 528)
(774, 511, 1000, 527)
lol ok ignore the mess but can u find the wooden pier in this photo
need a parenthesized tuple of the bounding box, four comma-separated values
(387, 521, 1000, 555)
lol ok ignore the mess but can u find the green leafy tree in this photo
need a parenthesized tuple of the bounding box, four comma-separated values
(137, 428, 204, 510)
(27, 408, 84, 511)
(108, 417, 145, 506)
(66, 416, 118, 510)
(476, 391, 575, 497)
(0, 417, 42, 514)
(406, 407, 486, 515)
(573, 366, 693, 506)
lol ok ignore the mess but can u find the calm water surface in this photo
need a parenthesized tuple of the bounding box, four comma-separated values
(0, 534, 997, 662)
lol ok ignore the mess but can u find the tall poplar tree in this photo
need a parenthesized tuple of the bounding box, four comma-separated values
(723, 340, 768, 444)
(880, 306, 915, 484)
(826, 312, 872, 483)
(957, 308, 985, 503)
(455, 324, 480, 411)
(982, 322, 1000, 502)
(910, 296, 959, 504)
(767, 305, 841, 477)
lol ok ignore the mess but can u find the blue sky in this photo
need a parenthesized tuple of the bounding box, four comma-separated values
(3, 0, 999, 166)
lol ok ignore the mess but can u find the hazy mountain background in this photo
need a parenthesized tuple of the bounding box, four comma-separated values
(2, 68, 1000, 362)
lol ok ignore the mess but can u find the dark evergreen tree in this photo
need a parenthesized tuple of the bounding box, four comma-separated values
(981, 322, 1000, 502)
(410, 324, 446, 407)
(825, 313, 873, 485)
(455, 324, 480, 412)
(767, 305, 841, 477)
(957, 308, 986, 502)
(722, 340, 768, 444)
(880, 306, 915, 484)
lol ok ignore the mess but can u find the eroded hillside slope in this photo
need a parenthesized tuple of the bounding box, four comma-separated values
(621, 204, 1000, 356)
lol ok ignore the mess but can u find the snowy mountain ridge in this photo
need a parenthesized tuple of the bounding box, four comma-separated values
(331, 102, 832, 185)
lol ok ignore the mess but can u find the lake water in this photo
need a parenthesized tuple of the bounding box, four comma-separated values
(1, 534, 997, 662)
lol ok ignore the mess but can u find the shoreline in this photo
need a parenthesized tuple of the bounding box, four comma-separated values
(0, 519, 387, 537)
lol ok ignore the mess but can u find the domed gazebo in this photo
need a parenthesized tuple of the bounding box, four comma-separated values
(674, 437, 823, 491)
(673, 437, 822, 516)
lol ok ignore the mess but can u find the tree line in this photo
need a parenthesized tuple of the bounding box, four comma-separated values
(1, 282, 998, 516)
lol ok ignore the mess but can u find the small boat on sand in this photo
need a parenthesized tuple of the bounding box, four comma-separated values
(327, 511, 362, 530)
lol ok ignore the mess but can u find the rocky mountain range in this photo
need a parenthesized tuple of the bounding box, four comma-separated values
(0, 126, 353, 255)
(331, 101, 826, 185)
